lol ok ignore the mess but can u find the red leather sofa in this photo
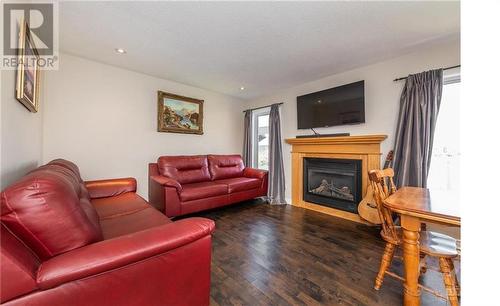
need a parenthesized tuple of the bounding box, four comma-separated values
(1, 159, 215, 306)
(149, 154, 268, 218)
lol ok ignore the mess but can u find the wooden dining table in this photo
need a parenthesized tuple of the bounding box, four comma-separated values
(384, 187, 461, 306)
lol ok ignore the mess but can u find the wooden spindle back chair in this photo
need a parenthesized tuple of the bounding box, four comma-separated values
(368, 168, 460, 306)
(368, 169, 399, 245)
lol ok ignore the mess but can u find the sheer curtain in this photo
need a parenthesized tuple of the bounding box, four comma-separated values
(267, 104, 286, 204)
(393, 69, 443, 187)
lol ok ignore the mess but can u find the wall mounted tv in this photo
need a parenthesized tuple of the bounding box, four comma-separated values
(297, 80, 365, 129)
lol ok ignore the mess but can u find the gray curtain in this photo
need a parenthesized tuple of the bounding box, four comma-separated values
(268, 104, 286, 204)
(393, 69, 443, 188)
(242, 110, 252, 167)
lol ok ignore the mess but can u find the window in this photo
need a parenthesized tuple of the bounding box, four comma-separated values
(252, 107, 270, 170)
(427, 70, 460, 193)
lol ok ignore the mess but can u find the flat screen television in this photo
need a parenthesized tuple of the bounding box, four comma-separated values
(297, 80, 365, 129)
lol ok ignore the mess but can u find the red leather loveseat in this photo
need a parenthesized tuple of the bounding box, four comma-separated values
(149, 154, 268, 218)
(1, 159, 215, 306)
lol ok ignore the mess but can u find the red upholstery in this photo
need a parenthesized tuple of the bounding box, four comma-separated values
(149, 154, 268, 217)
(99, 203, 172, 240)
(35, 164, 102, 233)
(214, 177, 261, 193)
(243, 167, 269, 180)
(90, 192, 173, 239)
(5, 237, 212, 306)
(85, 177, 137, 199)
(48, 159, 83, 182)
(1, 159, 215, 305)
(79, 197, 102, 235)
(36, 218, 214, 289)
(181, 195, 230, 216)
(229, 188, 267, 204)
(208, 154, 245, 180)
(164, 186, 182, 217)
(91, 192, 151, 219)
(180, 181, 228, 202)
(157, 155, 211, 184)
(150, 175, 182, 193)
(1, 165, 102, 260)
(0, 224, 39, 302)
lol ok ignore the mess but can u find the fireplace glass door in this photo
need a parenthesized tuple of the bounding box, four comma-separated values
(303, 158, 362, 213)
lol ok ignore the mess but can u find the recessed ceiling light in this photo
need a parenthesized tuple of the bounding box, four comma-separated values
(115, 48, 126, 54)
(240, 86, 245, 90)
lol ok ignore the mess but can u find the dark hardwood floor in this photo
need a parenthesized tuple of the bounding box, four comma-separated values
(188, 199, 458, 306)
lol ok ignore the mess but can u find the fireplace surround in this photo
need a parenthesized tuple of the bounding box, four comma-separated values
(303, 158, 362, 213)
(285, 135, 387, 223)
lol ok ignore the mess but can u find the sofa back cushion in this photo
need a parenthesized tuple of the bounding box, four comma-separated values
(48, 159, 83, 182)
(46, 159, 101, 235)
(208, 155, 245, 180)
(0, 164, 102, 260)
(157, 155, 211, 184)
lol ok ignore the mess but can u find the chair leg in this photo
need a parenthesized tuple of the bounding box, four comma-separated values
(374, 242, 396, 290)
(439, 257, 459, 306)
(449, 259, 461, 297)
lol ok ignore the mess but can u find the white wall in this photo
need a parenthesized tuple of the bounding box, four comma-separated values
(43, 53, 244, 197)
(0, 69, 43, 190)
(244, 39, 460, 202)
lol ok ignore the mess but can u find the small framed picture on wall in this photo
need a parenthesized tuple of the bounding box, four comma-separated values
(16, 20, 41, 113)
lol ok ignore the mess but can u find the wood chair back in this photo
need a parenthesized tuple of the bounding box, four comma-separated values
(368, 168, 399, 243)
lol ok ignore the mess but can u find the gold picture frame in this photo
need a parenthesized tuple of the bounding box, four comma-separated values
(16, 20, 41, 113)
(157, 91, 204, 135)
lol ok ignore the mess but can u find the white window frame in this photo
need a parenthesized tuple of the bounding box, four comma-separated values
(251, 107, 271, 169)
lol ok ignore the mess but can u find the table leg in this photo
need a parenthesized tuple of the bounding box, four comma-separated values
(401, 215, 421, 306)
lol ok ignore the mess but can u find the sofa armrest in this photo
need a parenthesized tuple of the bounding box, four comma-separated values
(85, 177, 137, 199)
(243, 167, 268, 179)
(149, 175, 182, 216)
(150, 175, 182, 193)
(37, 218, 215, 289)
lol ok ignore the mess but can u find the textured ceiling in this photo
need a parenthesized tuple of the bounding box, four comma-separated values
(59, 1, 460, 100)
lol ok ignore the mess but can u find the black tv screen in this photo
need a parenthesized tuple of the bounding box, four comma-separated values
(297, 80, 365, 129)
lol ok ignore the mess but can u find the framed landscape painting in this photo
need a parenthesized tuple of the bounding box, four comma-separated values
(16, 21, 41, 112)
(157, 91, 204, 135)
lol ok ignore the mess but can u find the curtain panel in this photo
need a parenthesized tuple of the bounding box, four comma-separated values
(268, 104, 286, 204)
(242, 110, 252, 167)
(393, 69, 443, 187)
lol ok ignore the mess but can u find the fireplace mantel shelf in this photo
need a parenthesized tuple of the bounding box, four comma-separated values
(285, 134, 387, 146)
(285, 134, 387, 224)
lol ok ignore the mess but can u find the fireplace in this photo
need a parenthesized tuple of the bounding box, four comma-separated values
(303, 158, 362, 213)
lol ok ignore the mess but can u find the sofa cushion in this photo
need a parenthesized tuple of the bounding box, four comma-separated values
(91, 192, 151, 219)
(208, 154, 245, 180)
(180, 182, 228, 202)
(215, 177, 261, 193)
(32, 164, 82, 196)
(99, 206, 171, 240)
(158, 155, 211, 184)
(79, 197, 102, 234)
(43, 160, 102, 233)
(92, 191, 171, 239)
(31, 163, 102, 235)
(48, 159, 83, 182)
(0, 166, 102, 260)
